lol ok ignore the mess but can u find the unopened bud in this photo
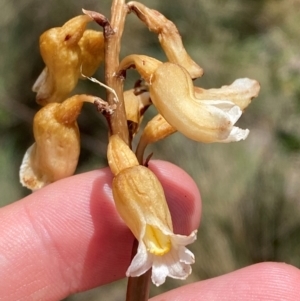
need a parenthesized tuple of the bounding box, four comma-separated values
(107, 135, 139, 176)
(124, 89, 151, 137)
(79, 30, 105, 78)
(136, 114, 176, 163)
(127, 1, 203, 79)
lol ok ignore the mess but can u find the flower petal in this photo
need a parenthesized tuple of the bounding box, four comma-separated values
(222, 126, 250, 142)
(126, 242, 152, 277)
(194, 78, 260, 110)
(178, 247, 195, 264)
(152, 247, 193, 286)
(170, 230, 197, 246)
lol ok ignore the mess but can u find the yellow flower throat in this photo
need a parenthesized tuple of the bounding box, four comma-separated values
(144, 225, 171, 256)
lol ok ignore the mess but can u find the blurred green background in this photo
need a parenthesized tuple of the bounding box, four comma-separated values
(1, 0, 300, 300)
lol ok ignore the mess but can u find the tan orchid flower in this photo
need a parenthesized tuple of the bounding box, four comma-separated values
(107, 135, 197, 286)
(20, 94, 96, 190)
(149, 62, 260, 143)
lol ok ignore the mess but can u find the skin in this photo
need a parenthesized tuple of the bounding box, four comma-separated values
(0, 160, 299, 300)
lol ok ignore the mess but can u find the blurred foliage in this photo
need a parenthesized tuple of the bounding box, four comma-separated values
(1, 0, 300, 300)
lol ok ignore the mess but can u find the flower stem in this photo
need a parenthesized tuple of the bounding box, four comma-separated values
(104, 0, 129, 145)
(108, 1, 151, 300)
(86, 0, 130, 144)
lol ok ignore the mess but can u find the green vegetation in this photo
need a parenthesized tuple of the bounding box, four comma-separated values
(1, 0, 299, 299)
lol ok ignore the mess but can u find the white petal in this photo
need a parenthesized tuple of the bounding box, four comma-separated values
(222, 127, 250, 142)
(150, 231, 196, 286)
(19, 143, 48, 191)
(227, 105, 243, 124)
(170, 230, 197, 246)
(200, 99, 237, 111)
(178, 247, 195, 264)
(201, 101, 243, 124)
(152, 247, 193, 286)
(151, 256, 169, 286)
(32, 67, 48, 92)
(195, 78, 260, 110)
(126, 242, 152, 277)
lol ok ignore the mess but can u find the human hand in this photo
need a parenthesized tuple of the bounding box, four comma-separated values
(0, 160, 299, 301)
(0, 160, 200, 300)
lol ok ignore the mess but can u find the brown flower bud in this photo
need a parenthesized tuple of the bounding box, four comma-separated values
(136, 114, 176, 163)
(124, 89, 151, 138)
(107, 135, 139, 176)
(127, 1, 203, 79)
(33, 15, 92, 105)
(79, 29, 105, 78)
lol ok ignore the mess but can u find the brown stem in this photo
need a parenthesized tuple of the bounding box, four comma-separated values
(109, 2, 151, 300)
(86, 3, 151, 300)
(126, 271, 152, 301)
(83, 3, 129, 144)
(105, 0, 129, 145)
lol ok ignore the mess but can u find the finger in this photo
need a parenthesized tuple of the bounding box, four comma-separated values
(0, 160, 201, 301)
(150, 262, 300, 301)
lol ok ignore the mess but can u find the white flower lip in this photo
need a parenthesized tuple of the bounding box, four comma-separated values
(126, 229, 197, 286)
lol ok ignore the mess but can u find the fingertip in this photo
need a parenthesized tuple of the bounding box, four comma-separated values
(148, 160, 202, 234)
(150, 262, 300, 301)
(0, 161, 201, 300)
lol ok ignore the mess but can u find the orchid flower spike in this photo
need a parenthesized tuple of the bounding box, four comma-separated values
(107, 135, 197, 286)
